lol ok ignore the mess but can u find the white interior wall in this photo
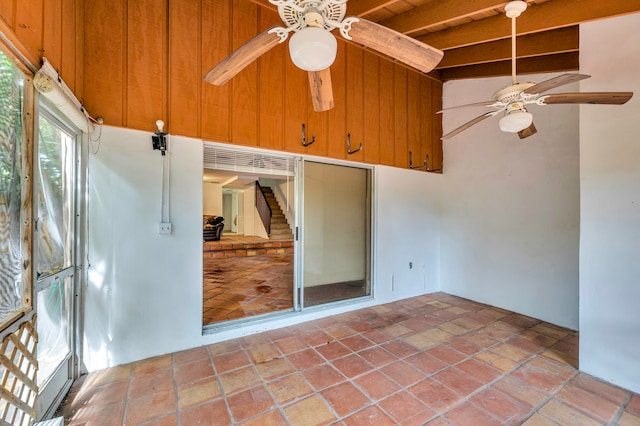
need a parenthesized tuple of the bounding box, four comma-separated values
(579, 13, 640, 394)
(83, 128, 441, 371)
(440, 74, 580, 329)
(242, 185, 269, 238)
(202, 182, 222, 216)
(236, 191, 244, 234)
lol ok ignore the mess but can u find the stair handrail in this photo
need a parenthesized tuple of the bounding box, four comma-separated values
(255, 182, 272, 235)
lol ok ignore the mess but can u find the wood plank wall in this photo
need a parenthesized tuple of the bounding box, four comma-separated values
(0, 0, 84, 97)
(81, 0, 443, 171)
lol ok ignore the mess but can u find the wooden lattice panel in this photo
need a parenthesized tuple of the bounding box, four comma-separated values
(0, 316, 38, 426)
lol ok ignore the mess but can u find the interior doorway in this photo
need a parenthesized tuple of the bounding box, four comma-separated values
(221, 191, 236, 233)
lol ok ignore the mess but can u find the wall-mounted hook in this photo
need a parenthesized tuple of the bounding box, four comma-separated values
(347, 133, 363, 155)
(425, 155, 443, 173)
(409, 151, 427, 169)
(301, 123, 315, 147)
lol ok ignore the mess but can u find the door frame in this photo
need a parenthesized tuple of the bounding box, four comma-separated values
(201, 142, 376, 333)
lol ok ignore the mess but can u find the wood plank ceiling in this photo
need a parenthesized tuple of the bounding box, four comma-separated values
(251, 0, 640, 81)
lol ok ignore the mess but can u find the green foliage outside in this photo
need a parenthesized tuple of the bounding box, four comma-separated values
(0, 50, 25, 320)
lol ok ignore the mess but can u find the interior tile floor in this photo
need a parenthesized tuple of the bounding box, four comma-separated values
(203, 253, 294, 324)
(59, 293, 640, 425)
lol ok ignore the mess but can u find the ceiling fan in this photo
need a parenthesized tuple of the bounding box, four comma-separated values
(440, 0, 633, 140)
(203, 0, 444, 112)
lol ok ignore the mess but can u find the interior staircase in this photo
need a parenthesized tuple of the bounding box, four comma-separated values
(261, 187, 294, 241)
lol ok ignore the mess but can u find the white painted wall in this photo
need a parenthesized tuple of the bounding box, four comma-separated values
(83, 127, 442, 371)
(84, 129, 203, 371)
(440, 74, 580, 330)
(202, 182, 222, 216)
(579, 13, 640, 394)
(374, 166, 442, 301)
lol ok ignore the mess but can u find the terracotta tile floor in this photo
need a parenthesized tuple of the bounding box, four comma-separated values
(59, 293, 640, 425)
(203, 253, 294, 324)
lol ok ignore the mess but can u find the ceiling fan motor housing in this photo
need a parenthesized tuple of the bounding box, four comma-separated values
(492, 82, 536, 103)
(276, 0, 347, 31)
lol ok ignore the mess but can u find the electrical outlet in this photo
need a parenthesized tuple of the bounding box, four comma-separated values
(159, 222, 172, 234)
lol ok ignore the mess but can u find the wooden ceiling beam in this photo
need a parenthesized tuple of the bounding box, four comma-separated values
(437, 26, 578, 69)
(419, 0, 640, 50)
(248, 0, 276, 11)
(380, 0, 507, 35)
(440, 52, 579, 81)
(247, 0, 396, 17)
(348, 0, 399, 17)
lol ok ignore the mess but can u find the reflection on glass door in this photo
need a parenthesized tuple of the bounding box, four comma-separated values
(302, 161, 371, 307)
(34, 110, 76, 419)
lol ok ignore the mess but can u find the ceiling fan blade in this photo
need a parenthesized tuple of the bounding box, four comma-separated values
(345, 18, 444, 74)
(437, 100, 498, 114)
(522, 73, 591, 95)
(518, 122, 537, 139)
(204, 28, 282, 86)
(540, 92, 634, 105)
(308, 68, 334, 112)
(442, 111, 497, 140)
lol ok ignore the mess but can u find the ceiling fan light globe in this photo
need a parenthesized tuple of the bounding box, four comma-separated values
(289, 27, 337, 72)
(499, 110, 533, 133)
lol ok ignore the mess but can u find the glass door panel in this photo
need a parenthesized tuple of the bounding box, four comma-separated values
(36, 275, 72, 385)
(36, 115, 73, 278)
(302, 162, 371, 307)
(34, 110, 75, 419)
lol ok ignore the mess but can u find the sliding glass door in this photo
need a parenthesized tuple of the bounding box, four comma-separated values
(302, 161, 371, 307)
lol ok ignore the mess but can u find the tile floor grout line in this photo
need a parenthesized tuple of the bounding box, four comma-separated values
(517, 369, 581, 425)
(206, 343, 237, 425)
(259, 332, 342, 425)
(119, 364, 134, 426)
(611, 392, 634, 425)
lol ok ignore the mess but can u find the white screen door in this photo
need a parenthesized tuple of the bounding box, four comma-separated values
(34, 108, 77, 419)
